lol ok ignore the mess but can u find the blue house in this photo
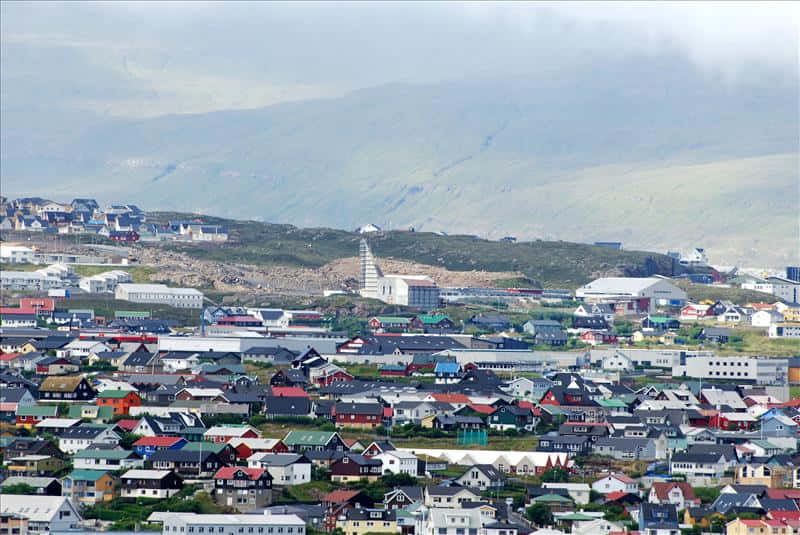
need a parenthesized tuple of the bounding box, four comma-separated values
(638, 503, 678, 533)
(434, 362, 462, 384)
(132, 436, 187, 459)
(760, 411, 798, 438)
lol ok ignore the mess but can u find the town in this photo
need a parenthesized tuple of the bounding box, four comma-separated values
(1, 196, 800, 535)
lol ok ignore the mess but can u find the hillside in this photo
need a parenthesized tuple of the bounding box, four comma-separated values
(3, 57, 797, 265)
(147, 212, 683, 289)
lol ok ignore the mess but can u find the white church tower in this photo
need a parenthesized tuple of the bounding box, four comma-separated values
(359, 239, 382, 298)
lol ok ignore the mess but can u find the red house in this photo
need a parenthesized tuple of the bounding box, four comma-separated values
(333, 402, 384, 429)
(271, 386, 309, 398)
(217, 315, 263, 327)
(229, 438, 289, 460)
(20, 298, 55, 314)
(96, 390, 142, 416)
(314, 369, 354, 387)
(580, 330, 618, 345)
(710, 412, 756, 431)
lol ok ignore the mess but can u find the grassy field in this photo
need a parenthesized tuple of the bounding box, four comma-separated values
(674, 280, 781, 305)
(147, 211, 687, 289)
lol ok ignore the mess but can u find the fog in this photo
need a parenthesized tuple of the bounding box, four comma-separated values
(2, 1, 797, 117)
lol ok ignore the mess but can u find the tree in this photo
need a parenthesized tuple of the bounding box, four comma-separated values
(525, 503, 553, 527)
(119, 432, 142, 449)
(248, 414, 267, 427)
(1, 483, 36, 495)
(540, 467, 570, 483)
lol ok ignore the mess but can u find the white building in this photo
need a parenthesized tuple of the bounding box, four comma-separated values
(743, 277, 800, 304)
(121, 470, 182, 499)
(591, 473, 638, 495)
(247, 453, 311, 486)
(115, 283, 203, 308)
(751, 310, 784, 328)
(157, 513, 305, 535)
(769, 322, 800, 339)
(542, 482, 590, 505)
(676, 355, 789, 385)
(1, 271, 63, 292)
(0, 245, 35, 264)
(376, 275, 440, 309)
(374, 450, 419, 477)
(79, 270, 132, 293)
(575, 277, 687, 311)
(416, 508, 483, 535)
(0, 495, 81, 533)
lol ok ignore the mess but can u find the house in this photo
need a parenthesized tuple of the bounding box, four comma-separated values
(204, 424, 260, 444)
(247, 453, 312, 486)
(3, 438, 63, 460)
(37, 375, 96, 401)
(679, 303, 713, 321)
(336, 508, 396, 535)
(228, 438, 288, 460)
(592, 437, 658, 461)
(0, 476, 62, 496)
(213, 467, 273, 511)
(411, 314, 455, 331)
(384, 486, 424, 510)
(67, 404, 115, 423)
(469, 314, 511, 331)
(150, 449, 225, 477)
(330, 454, 382, 483)
(670, 451, 728, 482)
(62, 469, 118, 507)
(264, 396, 313, 419)
(488, 405, 535, 431)
(455, 464, 505, 489)
(132, 436, 188, 460)
(576, 277, 688, 312)
(322, 490, 376, 531)
(16, 405, 58, 429)
(523, 320, 568, 346)
(7, 455, 64, 476)
(283, 431, 346, 452)
(638, 503, 679, 535)
(0, 495, 82, 534)
(574, 303, 615, 321)
(72, 449, 143, 471)
(537, 435, 592, 456)
(416, 507, 483, 535)
(334, 402, 385, 429)
(368, 316, 412, 331)
(726, 519, 793, 535)
(752, 310, 784, 328)
(95, 390, 142, 415)
(374, 450, 419, 477)
(120, 469, 183, 499)
(501, 376, 552, 402)
(591, 473, 638, 495)
(648, 482, 700, 510)
(697, 327, 732, 343)
(641, 316, 681, 331)
(57, 424, 121, 454)
(434, 362, 462, 384)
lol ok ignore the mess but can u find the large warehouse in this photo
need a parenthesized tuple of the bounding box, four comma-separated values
(575, 277, 687, 312)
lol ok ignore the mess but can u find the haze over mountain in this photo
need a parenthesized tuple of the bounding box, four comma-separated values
(2, 2, 797, 266)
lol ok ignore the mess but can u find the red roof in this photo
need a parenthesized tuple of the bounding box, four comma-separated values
(0, 307, 36, 315)
(467, 404, 496, 415)
(430, 393, 470, 404)
(323, 489, 362, 503)
(768, 511, 800, 522)
(134, 436, 184, 447)
(214, 467, 267, 480)
(651, 482, 695, 501)
(271, 386, 309, 398)
(766, 489, 800, 500)
(0, 353, 23, 361)
(607, 472, 636, 484)
(517, 401, 534, 409)
(115, 419, 140, 431)
(383, 407, 393, 418)
(605, 491, 631, 501)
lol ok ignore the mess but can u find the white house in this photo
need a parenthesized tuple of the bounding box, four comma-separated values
(769, 322, 800, 339)
(751, 310, 783, 328)
(0, 495, 82, 533)
(576, 277, 688, 311)
(57, 425, 121, 454)
(601, 353, 633, 371)
(416, 508, 483, 535)
(57, 340, 111, 359)
(374, 450, 418, 477)
(247, 453, 311, 486)
(591, 473, 638, 495)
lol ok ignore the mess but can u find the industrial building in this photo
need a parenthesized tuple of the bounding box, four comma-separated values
(115, 283, 204, 308)
(575, 277, 688, 313)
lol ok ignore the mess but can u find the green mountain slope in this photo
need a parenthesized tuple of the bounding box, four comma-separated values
(3, 59, 797, 265)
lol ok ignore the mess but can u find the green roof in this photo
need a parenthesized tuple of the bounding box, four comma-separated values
(283, 430, 337, 446)
(533, 493, 573, 503)
(647, 316, 674, 324)
(180, 442, 227, 453)
(597, 399, 627, 408)
(557, 513, 596, 521)
(66, 469, 111, 482)
(74, 449, 135, 460)
(97, 390, 136, 399)
(418, 314, 451, 324)
(374, 316, 411, 324)
(17, 405, 58, 417)
(749, 439, 778, 449)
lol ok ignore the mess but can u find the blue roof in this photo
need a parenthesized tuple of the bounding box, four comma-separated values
(434, 362, 460, 374)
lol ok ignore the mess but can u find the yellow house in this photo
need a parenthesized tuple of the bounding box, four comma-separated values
(336, 508, 397, 535)
(20, 342, 40, 354)
(783, 307, 800, 322)
(726, 518, 790, 535)
(420, 414, 436, 429)
(736, 464, 789, 488)
(7, 455, 64, 476)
